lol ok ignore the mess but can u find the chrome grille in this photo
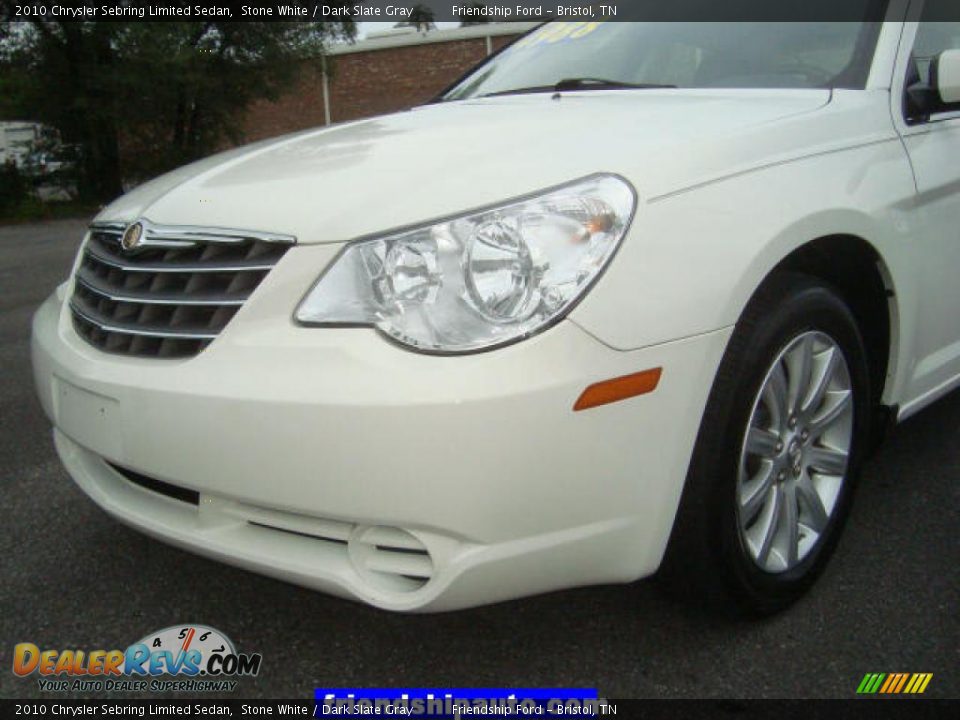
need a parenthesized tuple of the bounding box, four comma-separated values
(70, 219, 295, 358)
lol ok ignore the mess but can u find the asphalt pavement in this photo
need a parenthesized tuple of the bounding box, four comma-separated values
(1, 219, 957, 700)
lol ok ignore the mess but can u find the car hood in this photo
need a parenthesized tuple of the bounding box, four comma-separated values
(98, 89, 846, 244)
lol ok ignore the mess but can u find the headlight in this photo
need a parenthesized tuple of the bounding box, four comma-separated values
(295, 174, 635, 353)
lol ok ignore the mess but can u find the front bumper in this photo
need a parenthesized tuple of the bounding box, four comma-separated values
(31, 249, 731, 611)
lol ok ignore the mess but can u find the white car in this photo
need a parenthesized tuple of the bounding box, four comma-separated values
(31, 9, 960, 614)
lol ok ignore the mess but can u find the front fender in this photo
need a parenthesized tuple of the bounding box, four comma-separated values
(569, 139, 917, 365)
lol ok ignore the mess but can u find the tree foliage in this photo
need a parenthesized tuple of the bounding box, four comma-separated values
(395, 4, 436, 32)
(0, 1, 355, 202)
(0, 161, 28, 215)
(459, 3, 491, 26)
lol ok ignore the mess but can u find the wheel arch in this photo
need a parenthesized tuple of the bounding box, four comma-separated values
(742, 233, 900, 443)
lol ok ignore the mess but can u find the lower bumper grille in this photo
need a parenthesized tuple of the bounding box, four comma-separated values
(70, 219, 295, 358)
(109, 463, 200, 505)
(107, 460, 434, 593)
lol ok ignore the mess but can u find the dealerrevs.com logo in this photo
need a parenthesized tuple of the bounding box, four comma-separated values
(12, 624, 262, 693)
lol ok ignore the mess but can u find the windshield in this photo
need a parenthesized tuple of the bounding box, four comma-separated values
(442, 21, 884, 100)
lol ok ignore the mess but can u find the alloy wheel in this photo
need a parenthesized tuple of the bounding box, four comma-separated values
(736, 331, 854, 573)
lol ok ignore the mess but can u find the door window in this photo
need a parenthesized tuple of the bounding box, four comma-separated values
(905, 1, 960, 122)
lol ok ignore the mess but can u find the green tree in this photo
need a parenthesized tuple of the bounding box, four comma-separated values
(395, 4, 436, 32)
(0, 161, 28, 215)
(459, 3, 491, 26)
(0, 1, 355, 202)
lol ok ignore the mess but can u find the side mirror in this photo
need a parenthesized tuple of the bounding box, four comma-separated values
(932, 48, 960, 106)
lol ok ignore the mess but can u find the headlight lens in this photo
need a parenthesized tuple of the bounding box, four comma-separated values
(295, 174, 635, 353)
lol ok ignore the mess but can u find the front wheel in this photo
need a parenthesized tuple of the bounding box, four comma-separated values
(663, 273, 872, 615)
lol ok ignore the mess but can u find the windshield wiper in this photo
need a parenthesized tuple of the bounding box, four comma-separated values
(554, 78, 678, 92)
(479, 78, 677, 98)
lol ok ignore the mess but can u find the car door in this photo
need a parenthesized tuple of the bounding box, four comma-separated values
(894, 2, 960, 411)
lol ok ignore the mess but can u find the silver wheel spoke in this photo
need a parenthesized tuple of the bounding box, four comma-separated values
(809, 390, 852, 439)
(796, 471, 829, 534)
(754, 484, 782, 567)
(746, 427, 780, 459)
(785, 334, 814, 415)
(781, 481, 800, 568)
(762, 362, 789, 431)
(802, 348, 841, 415)
(802, 347, 840, 419)
(740, 460, 775, 522)
(807, 445, 848, 476)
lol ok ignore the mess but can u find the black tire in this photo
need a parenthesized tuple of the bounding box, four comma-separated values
(660, 272, 872, 616)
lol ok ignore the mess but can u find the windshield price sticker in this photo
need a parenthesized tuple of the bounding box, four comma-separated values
(514, 21, 605, 50)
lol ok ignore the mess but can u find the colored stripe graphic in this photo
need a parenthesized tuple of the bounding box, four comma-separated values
(907, 673, 933, 694)
(857, 673, 932, 694)
(856, 673, 886, 694)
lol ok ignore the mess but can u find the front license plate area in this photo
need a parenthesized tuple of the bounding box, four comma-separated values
(54, 377, 122, 459)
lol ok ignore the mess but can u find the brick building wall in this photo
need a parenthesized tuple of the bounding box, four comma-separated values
(244, 62, 330, 141)
(242, 25, 532, 142)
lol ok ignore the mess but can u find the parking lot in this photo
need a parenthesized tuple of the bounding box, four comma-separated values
(1, 218, 957, 699)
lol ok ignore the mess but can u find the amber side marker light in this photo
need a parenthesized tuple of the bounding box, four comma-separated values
(573, 367, 663, 411)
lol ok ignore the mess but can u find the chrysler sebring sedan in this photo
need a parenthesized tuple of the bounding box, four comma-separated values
(31, 7, 960, 613)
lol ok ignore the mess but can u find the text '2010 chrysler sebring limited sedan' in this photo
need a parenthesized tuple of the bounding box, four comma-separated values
(31, 5, 960, 613)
